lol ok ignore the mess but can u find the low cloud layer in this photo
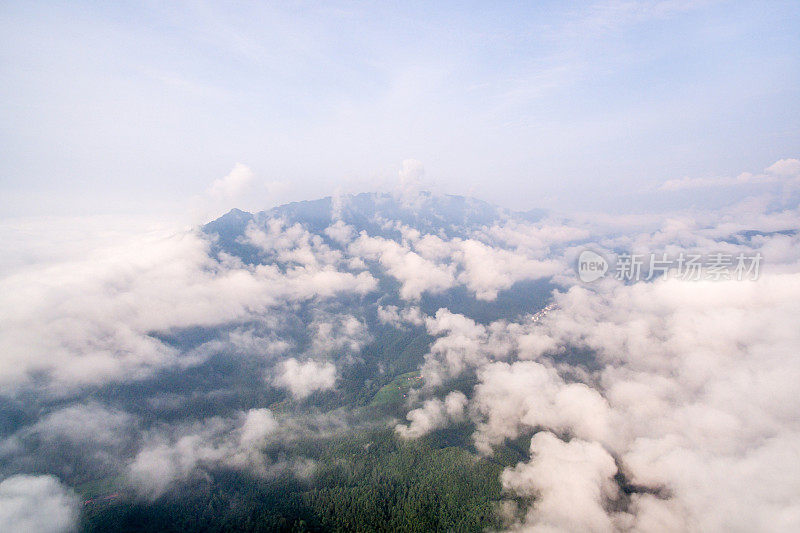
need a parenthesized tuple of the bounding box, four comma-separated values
(0, 228, 375, 396)
(404, 229, 800, 531)
(502, 432, 619, 532)
(1, 157, 798, 530)
(0, 474, 79, 533)
(274, 359, 337, 399)
(128, 408, 285, 498)
(396, 391, 467, 439)
(389, 163, 800, 531)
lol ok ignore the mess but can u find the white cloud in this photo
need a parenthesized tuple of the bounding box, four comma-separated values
(766, 158, 800, 177)
(478, 221, 590, 252)
(472, 361, 610, 455)
(3, 156, 799, 530)
(0, 474, 79, 533)
(345, 221, 569, 301)
(459, 273, 800, 531)
(128, 408, 282, 498)
(501, 432, 620, 533)
(349, 233, 456, 300)
(0, 227, 375, 396)
(0, 214, 179, 278)
(324, 220, 355, 244)
(659, 158, 800, 191)
(397, 159, 427, 204)
(227, 328, 292, 357)
(659, 174, 747, 191)
(23, 402, 133, 448)
(454, 239, 562, 300)
(310, 314, 369, 355)
(237, 409, 279, 451)
(381, 197, 800, 531)
(395, 391, 467, 439)
(244, 219, 343, 267)
(199, 164, 289, 219)
(376, 305, 425, 328)
(208, 163, 256, 200)
(274, 359, 337, 399)
(420, 309, 522, 385)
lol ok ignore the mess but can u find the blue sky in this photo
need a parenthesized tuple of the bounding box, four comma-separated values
(1, 1, 799, 217)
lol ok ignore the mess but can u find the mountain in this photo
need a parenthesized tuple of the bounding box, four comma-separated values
(201, 192, 556, 323)
(203, 192, 546, 262)
(9, 191, 564, 532)
(205, 192, 515, 236)
(6, 189, 796, 532)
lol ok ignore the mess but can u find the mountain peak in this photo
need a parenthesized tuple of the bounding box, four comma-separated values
(203, 192, 548, 255)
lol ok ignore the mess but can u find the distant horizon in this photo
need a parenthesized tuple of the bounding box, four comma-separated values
(4, 154, 797, 225)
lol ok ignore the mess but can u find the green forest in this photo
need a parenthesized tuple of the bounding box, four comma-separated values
(81, 426, 532, 532)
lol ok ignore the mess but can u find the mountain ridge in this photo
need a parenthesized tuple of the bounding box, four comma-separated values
(203, 191, 548, 244)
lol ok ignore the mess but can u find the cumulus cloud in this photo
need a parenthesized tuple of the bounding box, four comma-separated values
(383, 189, 800, 531)
(244, 219, 344, 267)
(309, 313, 370, 358)
(0, 228, 375, 396)
(274, 359, 337, 399)
(472, 361, 610, 454)
(585, 275, 800, 532)
(453, 239, 561, 300)
(324, 220, 356, 244)
(349, 233, 456, 300)
(439, 272, 800, 532)
(502, 432, 620, 532)
(420, 309, 522, 385)
(208, 163, 256, 200)
(197, 163, 289, 220)
(478, 221, 590, 252)
(128, 408, 282, 498)
(354, 230, 563, 301)
(397, 159, 427, 204)
(395, 391, 467, 439)
(341, 217, 570, 301)
(765, 158, 800, 177)
(376, 305, 425, 328)
(0, 474, 79, 533)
